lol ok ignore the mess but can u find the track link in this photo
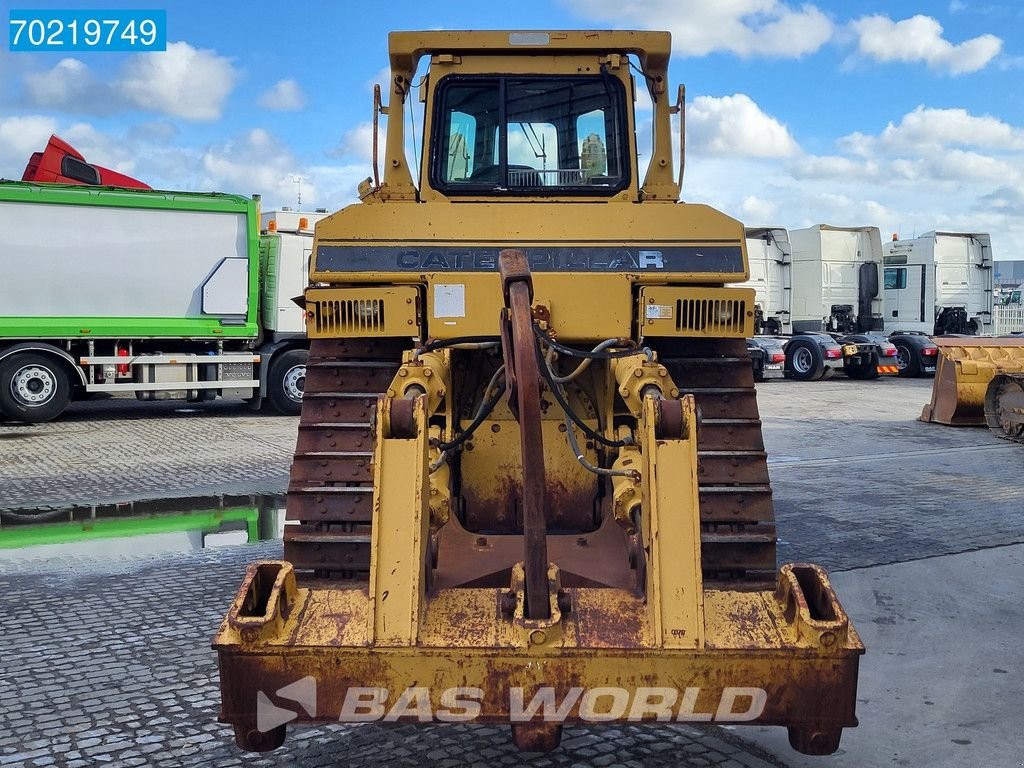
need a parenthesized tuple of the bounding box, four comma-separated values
(657, 337, 777, 588)
(283, 338, 407, 581)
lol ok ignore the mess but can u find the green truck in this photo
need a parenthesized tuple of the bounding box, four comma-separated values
(0, 180, 325, 422)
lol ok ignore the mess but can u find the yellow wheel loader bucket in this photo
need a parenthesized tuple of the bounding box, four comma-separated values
(921, 337, 1024, 426)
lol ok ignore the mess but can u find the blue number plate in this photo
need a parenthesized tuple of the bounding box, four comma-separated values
(9, 9, 166, 52)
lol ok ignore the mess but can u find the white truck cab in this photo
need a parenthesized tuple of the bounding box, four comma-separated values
(884, 232, 993, 335)
(788, 225, 884, 334)
(743, 227, 792, 335)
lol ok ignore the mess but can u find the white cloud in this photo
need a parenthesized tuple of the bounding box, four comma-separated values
(23, 58, 116, 113)
(738, 195, 779, 222)
(792, 154, 880, 180)
(687, 94, 799, 158)
(925, 148, 1017, 182)
(849, 14, 1002, 74)
(200, 129, 303, 200)
(0, 115, 58, 172)
(566, 0, 833, 58)
(196, 129, 368, 209)
(258, 79, 306, 111)
(841, 106, 1024, 155)
(337, 122, 374, 164)
(978, 186, 1024, 216)
(674, 94, 1024, 266)
(117, 42, 237, 121)
(0, 115, 385, 214)
(127, 120, 179, 143)
(18, 41, 237, 121)
(634, 85, 652, 113)
(368, 66, 392, 93)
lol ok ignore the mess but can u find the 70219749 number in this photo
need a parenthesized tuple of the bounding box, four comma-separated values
(8, 10, 166, 52)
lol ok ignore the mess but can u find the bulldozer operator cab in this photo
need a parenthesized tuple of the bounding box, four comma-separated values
(431, 75, 629, 194)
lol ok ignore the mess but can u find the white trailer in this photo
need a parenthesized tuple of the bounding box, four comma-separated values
(252, 208, 329, 415)
(788, 225, 884, 333)
(743, 227, 792, 335)
(0, 180, 329, 423)
(883, 232, 993, 335)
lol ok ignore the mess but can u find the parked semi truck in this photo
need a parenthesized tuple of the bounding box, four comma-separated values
(0, 180, 322, 423)
(788, 224, 884, 334)
(745, 227, 791, 335)
(739, 225, 891, 380)
(883, 231, 994, 335)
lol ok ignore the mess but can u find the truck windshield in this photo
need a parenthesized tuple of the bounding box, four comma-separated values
(431, 75, 630, 196)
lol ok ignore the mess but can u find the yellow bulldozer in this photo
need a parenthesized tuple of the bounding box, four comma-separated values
(214, 30, 864, 755)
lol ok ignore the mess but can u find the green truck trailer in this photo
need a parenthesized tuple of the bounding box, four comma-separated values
(0, 181, 325, 422)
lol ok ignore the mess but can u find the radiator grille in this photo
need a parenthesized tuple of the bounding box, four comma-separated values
(315, 298, 386, 335)
(640, 286, 755, 338)
(676, 298, 748, 336)
(305, 286, 419, 339)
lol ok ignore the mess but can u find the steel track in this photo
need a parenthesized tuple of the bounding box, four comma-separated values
(285, 336, 777, 588)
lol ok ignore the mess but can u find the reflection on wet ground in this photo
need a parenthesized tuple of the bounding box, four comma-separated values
(0, 493, 286, 560)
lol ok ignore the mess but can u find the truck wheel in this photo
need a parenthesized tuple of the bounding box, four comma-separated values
(785, 341, 824, 381)
(0, 353, 72, 423)
(894, 342, 920, 377)
(267, 349, 308, 415)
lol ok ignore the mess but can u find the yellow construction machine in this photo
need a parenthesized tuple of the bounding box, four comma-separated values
(214, 30, 863, 755)
(921, 337, 1024, 442)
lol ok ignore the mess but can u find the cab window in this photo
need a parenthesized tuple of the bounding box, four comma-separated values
(884, 267, 907, 289)
(431, 75, 629, 195)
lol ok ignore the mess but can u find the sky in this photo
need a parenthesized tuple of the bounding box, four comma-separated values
(1, 0, 1023, 257)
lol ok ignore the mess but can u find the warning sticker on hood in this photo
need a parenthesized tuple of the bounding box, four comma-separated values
(434, 283, 466, 318)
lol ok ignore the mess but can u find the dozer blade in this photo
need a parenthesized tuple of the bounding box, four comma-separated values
(984, 372, 1024, 443)
(920, 337, 1024, 426)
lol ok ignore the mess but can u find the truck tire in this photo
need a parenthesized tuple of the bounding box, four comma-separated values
(785, 340, 824, 381)
(894, 342, 920, 377)
(267, 349, 308, 416)
(0, 352, 72, 423)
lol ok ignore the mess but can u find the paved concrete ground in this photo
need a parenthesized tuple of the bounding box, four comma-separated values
(759, 376, 1024, 570)
(742, 544, 1024, 768)
(1, 377, 1022, 767)
(0, 397, 294, 509)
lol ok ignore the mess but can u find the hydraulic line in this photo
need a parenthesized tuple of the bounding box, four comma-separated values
(416, 336, 499, 354)
(533, 324, 639, 360)
(534, 333, 631, 448)
(435, 365, 506, 453)
(563, 416, 639, 480)
(546, 338, 623, 384)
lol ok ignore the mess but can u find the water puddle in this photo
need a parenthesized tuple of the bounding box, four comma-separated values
(0, 493, 286, 561)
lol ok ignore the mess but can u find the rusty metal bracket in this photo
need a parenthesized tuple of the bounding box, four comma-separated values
(498, 249, 550, 620)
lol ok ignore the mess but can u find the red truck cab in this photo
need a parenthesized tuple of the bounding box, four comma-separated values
(22, 135, 150, 189)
